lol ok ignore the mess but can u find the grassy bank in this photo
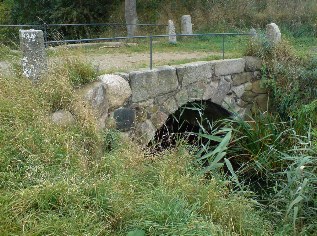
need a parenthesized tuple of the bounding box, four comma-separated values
(0, 61, 273, 235)
(1, 28, 317, 235)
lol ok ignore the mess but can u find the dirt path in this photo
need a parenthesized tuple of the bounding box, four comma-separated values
(1, 51, 219, 76)
(82, 51, 217, 72)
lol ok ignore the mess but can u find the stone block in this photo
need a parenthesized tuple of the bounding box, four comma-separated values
(175, 89, 189, 107)
(181, 15, 192, 34)
(244, 56, 262, 71)
(19, 29, 46, 81)
(203, 81, 218, 100)
(81, 81, 109, 119)
(232, 84, 245, 98)
(114, 107, 136, 131)
(187, 80, 208, 101)
(222, 95, 238, 111)
(218, 77, 231, 95)
(136, 119, 156, 144)
(130, 66, 178, 102)
(212, 78, 231, 105)
(176, 61, 213, 87)
(151, 110, 169, 129)
(232, 72, 253, 86)
(163, 97, 178, 114)
(241, 91, 257, 103)
(252, 80, 267, 94)
(214, 58, 245, 76)
(237, 98, 247, 108)
(244, 82, 253, 91)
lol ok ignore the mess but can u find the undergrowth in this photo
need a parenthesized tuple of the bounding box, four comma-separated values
(0, 60, 272, 235)
(221, 34, 317, 234)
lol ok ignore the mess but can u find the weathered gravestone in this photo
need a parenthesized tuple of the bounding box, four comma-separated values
(19, 29, 46, 81)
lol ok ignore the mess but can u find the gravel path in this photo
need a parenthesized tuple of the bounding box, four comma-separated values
(1, 50, 219, 76)
(81, 51, 215, 72)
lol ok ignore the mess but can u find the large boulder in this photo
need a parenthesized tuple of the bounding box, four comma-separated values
(99, 74, 132, 110)
(80, 81, 109, 128)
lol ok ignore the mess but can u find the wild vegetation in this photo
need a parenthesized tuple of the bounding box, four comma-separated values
(1, 0, 317, 235)
(0, 0, 317, 44)
(0, 59, 273, 235)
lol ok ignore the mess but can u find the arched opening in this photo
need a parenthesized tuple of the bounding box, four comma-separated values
(150, 100, 231, 150)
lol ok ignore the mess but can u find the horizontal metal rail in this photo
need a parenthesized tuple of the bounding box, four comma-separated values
(46, 32, 254, 70)
(47, 33, 253, 44)
(0, 23, 167, 28)
(0, 23, 254, 70)
(45, 23, 167, 27)
(0, 24, 41, 27)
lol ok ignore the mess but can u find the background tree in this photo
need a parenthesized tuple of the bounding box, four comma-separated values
(125, 0, 138, 37)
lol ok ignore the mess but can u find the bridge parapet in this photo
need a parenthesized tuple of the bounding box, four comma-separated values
(78, 57, 267, 143)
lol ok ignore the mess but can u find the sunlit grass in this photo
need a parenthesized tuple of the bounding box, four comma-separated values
(0, 57, 273, 235)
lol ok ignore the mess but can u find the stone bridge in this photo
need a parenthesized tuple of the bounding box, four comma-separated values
(83, 57, 268, 144)
(18, 25, 282, 144)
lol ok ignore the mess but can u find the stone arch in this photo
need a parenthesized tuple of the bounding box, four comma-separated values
(151, 100, 231, 148)
(111, 57, 268, 144)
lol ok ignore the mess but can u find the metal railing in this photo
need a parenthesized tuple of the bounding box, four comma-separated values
(0, 23, 254, 70)
(0, 22, 167, 46)
(46, 32, 253, 69)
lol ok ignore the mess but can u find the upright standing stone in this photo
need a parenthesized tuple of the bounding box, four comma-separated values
(168, 20, 177, 44)
(125, 0, 138, 37)
(266, 23, 281, 45)
(181, 15, 193, 35)
(250, 28, 258, 40)
(19, 29, 46, 81)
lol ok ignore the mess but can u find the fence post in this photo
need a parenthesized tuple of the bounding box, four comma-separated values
(43, 23, 48, 48)
(19, 29, 47, 81)
(222, 35, 225, 60)
(150, 35, 153, 70)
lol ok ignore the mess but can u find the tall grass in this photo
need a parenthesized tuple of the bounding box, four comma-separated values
(132, 0, 317, 36)
(0, 60, 273, 234)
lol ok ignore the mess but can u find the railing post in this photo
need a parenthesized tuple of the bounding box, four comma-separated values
(43, 23, 48, 48)
(222, 35, 225, 60)
(150, 35, 153, 70)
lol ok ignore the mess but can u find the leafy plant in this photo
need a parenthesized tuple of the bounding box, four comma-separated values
(224, 111, 317, 234)
(196, 127, 232, 175)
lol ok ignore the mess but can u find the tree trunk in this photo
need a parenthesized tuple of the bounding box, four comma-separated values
(125, 0, 138, 37)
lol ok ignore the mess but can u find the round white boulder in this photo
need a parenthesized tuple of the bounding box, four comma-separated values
(99, 74, 132, 110)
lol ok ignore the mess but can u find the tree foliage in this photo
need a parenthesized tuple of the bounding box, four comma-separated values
(2, 0, 122, 24)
